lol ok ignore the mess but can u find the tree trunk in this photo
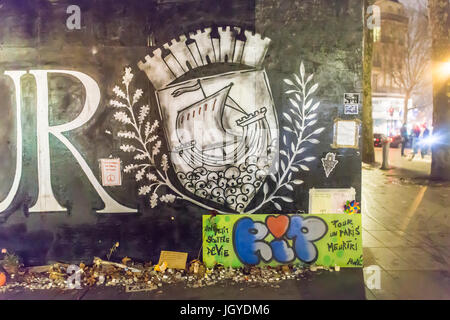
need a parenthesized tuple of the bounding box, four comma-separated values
(403, 91, 410, 125)
(362, 0, 375, 164)
(429, 0, 450, 180)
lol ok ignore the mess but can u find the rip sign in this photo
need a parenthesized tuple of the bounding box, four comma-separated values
(233, 215, 327, 265)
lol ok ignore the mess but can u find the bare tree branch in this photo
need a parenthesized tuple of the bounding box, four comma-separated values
(388, 5, 432, 123)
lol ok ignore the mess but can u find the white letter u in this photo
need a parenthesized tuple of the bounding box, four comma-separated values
(0, 71, 26, 213)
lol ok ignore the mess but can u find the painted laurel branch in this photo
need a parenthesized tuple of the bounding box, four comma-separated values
(247, 61, 324, 213)
(109, 67, 175, 209)
(109, 68, 233, 213)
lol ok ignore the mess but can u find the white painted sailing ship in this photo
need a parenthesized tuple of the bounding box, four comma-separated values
(174, 79, 270, 171)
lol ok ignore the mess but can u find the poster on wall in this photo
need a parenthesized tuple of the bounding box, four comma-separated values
(344, 104, 359, 115)
(308, 188, 356, 214)
(331, 119, 361, 149)
(203, 214, 362, 268)
(344, 93, 361, 105)
(99, 159, 122, 187)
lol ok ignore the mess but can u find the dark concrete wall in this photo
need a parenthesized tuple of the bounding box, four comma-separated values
(0, 0, 362, 265)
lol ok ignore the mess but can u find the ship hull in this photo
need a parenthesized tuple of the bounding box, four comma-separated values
(155, 69, 278, 212)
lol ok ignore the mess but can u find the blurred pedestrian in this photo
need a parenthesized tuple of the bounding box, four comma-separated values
(409, 124, 421, 161)
(400, 123, 408, 157)
(421, 124, 430, 158)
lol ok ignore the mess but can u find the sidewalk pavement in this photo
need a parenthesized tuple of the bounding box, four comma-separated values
(362, 148, 450, 299)
(379, 146, 432, 179)
(0, 268, 365, 300)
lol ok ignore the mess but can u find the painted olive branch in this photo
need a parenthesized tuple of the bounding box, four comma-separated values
(109, 68, 234, 213)
(246, 61, 324, 213)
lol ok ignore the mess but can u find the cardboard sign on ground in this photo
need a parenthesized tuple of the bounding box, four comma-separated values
(158, 251, 188, 270)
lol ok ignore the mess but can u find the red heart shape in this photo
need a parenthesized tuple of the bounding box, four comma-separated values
(266, 215, 290, 239)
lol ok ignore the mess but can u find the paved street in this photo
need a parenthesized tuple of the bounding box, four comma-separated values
(363, 147, 450, 299)
(0, 147, 448, 300)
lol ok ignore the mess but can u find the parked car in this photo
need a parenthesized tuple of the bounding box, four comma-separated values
(388, 135, 402, 148)
(373, 133, 385, 147)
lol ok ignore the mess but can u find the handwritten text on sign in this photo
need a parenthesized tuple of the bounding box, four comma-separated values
(203, 214, 362, 268)
(100, 159, 122, 186)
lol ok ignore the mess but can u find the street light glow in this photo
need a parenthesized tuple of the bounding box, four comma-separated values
(441, 61, 450, 77)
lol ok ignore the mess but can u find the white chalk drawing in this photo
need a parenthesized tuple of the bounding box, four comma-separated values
(111, 27, 324, 214)
(321, 153, 339, 178)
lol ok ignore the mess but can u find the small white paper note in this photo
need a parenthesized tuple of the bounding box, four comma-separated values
(309, 188, 356, 214)
(100, 159, 122, 186)
(332, 120, 359, 148)
(336, 121, 357, 146)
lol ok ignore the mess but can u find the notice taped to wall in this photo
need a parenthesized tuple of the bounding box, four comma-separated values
(309, 188, 356, 214)
(100, 159, 122, 186)
(331, 119, 360, 149)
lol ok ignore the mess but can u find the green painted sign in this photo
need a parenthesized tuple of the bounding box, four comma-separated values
(203, 214, 363, 268)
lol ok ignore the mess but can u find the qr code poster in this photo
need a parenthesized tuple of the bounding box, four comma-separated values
(100, 159, 122, 186)
(344, 104, 359, 115)
(344, 93, 361, 105)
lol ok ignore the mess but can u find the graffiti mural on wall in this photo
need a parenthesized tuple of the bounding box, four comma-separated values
(234, 215, 327, 265)
(0, 29, 343, 221)
(0, 70, 136, 214)
(109, 27, 325, 214)
(0, 28, 325, 216)
(0, 0, 363, 265)
(203, 214, 363, 268)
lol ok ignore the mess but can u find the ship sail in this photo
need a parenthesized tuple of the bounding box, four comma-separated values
(174, 80, 269, 170)
(175, 83, 238, 150)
